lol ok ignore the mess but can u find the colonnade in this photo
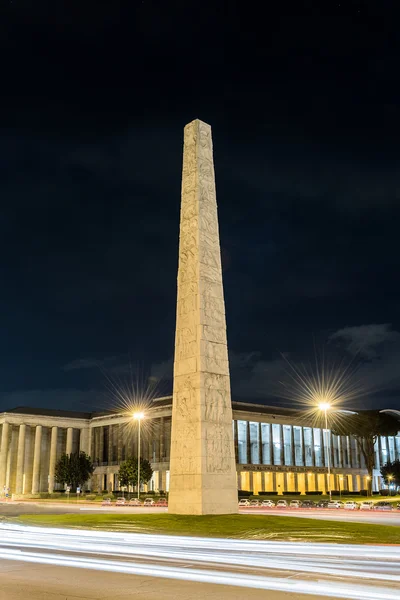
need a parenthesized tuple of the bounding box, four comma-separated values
(0, 420, 91, 495)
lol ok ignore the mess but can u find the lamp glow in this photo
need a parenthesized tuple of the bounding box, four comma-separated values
(133, 412, 145, 421)
(318, 402, 331, 411)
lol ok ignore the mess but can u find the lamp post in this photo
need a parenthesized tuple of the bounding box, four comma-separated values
(319, 402, 332, 501)
(133, 412, 145, 500)
(339, 476, 343, 501)
(388, 475, 393, 496)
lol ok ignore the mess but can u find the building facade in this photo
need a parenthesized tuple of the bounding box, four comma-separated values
(1, 398, 399, 496)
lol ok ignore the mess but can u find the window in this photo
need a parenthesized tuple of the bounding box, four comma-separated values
(388, 437, 396, 462)
(261, 423, 271, 464)
(272, 424, 282, 465)
(237, 420, 247, 464)
(249, 422, 260, 464)
(381, 437, 388, 464)
(283, 425, 292, 465)
(313, 428, 322, 467)
(303, 427, 313, 467)
(294, 426, 303, 466)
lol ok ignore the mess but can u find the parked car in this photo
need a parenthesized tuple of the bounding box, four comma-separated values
(101, 498, 112, 506)
(261, 500, 275, 508)
(289, 500, 302, 509)
(327, 501, 343, 509)
(316, 500, 329, 509)
(301, 500, 315, 509)
(238, 499, 250, 507)
(276, 500, 288, 508)
(156, 498, 168, 506)
(249, 500, 260, 507)
(397, 502, 400, 510)
(143, 497, 155, 506)
(128, 498, 141, 506)
(116, 497, 126, 506)
(374, 501, 393, 511)
(359, 501, 374, 511)
(344, 501, 359, 510)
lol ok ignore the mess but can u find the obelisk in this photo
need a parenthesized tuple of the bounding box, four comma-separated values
(168, 119, 238, 515)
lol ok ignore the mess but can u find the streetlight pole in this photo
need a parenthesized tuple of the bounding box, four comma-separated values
(319, 403, 332, 501)
(133, 412, 145, 501)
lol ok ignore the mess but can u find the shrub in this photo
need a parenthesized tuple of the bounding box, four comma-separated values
(158, 490, 165, 495)
(258, 491, 278, 496)
(238, 489, 252, 497)
(85, 494, 97, 501)
(283, 491, 301, 496)
(360, 489, 369, 496)
(380, 489, 389, 496)
(307, 491, 323, 495)
(146, 490, 155, 495)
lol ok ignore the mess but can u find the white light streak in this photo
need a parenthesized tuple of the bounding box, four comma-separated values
(0, 524, 400, 599)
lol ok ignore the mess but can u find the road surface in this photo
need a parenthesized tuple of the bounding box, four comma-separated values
(0, 523, 399, 600)
(241, 507, 400, 526)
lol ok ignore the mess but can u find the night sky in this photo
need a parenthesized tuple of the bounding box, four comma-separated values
(1, 1, 399, 413)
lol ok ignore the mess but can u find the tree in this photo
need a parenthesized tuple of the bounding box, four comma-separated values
(55, 451, 95, 491)
(118, 457, 153, 489)
(332, 411, 399, 495)
(381, 460, 400, 488)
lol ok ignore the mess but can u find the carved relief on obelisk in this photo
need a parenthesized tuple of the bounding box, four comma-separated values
(168, 119, 238, 515)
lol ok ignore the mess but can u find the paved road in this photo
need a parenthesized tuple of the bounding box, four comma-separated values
(240, 507, 400, 526)
(0, 559, 327, 600)
(0, 523, 399, 600)
(0, 501, 168, 516)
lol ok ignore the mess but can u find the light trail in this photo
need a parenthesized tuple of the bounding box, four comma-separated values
(1, 523, 400, 599)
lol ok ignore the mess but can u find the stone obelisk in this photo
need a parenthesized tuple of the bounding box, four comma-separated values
(168, 119, 238, 515)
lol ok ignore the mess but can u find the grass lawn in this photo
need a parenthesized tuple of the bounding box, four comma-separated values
(16, 513, 400, 545)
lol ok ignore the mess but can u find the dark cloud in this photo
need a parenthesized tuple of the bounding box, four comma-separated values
(330, 324, 400, 358)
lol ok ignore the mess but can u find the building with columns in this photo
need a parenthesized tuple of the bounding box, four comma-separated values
(1, 398, 399, 496)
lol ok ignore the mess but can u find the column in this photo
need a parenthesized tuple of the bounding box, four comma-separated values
(0, 422, 10, 491)
(267, 423, 273, 464)
(290, 426, 295, 465)
(31, 425, 42, 494)
(340, 436, 347, 467)
(301, 427, 306, 466)
(66, 427, 73, 455)
(330, 432, 335, 467)
(347, 436, 353, 468)
(234, 420, 239, 463)
(320, 428, 325, 466)
(48, 426, 58, 493)
(108, 425, 113, 464)
(310, 429, 316, 467)
(98, 427, 104, 463)
(279, 425, 284, 465)
(117, 425, 123, 463)
(159, 417, 165, 461)
(79, 427, 89, 454)
(15, 424, 26, 494)
(258, 423, 263, 464)
(246, 421, 251, 464)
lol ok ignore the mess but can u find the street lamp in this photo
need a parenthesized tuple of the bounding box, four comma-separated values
(133, 412, 145, 500)
(319, 402, 332, 501)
